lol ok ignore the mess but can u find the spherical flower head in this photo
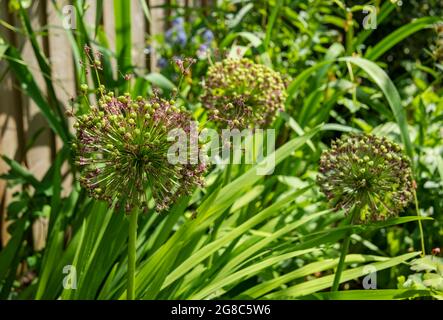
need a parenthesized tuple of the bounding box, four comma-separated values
(317, 133, 414, 223)
(201, 58, 287, 129)
(72, 91, 205, 213)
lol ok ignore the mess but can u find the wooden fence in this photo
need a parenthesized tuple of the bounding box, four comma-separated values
(0, 0, 206, 246)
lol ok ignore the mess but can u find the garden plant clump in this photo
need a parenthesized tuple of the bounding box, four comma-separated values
(0, 0, 442, 302)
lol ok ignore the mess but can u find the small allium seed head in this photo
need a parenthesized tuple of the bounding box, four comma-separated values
(201, 58, 287, 129)
(316, 133, 414, 223)
(73, 90, 206, 213)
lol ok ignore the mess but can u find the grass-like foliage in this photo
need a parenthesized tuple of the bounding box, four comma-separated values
(0, 0, 442, 300)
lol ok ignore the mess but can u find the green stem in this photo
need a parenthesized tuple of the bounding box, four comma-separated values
(127, 207, 139, 300)
(413, 189, 426, 256)
(223, 162, 233, 185)
(331, 208, 357, 292)
(207, 162, 232, 268)
(345, 10, 354, 56)
(331, 230, 352, 291)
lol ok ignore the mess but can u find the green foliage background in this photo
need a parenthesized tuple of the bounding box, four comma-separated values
(0, 0, 442, 300)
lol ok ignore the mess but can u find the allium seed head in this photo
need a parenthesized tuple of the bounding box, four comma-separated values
(317, 133, 414, 223)
(73, 90, 205, 213)
(201, 58, 287, 129)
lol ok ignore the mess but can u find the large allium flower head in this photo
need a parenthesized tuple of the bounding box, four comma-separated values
(201, 58, 287, 129)
(72, 88, 205, 213)
(317, 133, 415, 223)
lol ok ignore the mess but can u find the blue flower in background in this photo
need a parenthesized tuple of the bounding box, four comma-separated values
(176, 30, 187, 47)
(202, 29, 214, 43)
(157, 57, 168, 69)
(165, 16, 187, 47)
(165, 28, 174, 42)
(172, 17, 184, 27)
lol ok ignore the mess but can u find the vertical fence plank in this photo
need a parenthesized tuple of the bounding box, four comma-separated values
(0, 1, 26, 247)
(47, 0, 76, 198)
(1, 1, 54, 245)
(132, 0, 147, 72)
(103, 0, 117, 78)
(22, 1, 54, 252)
(21, 1, 54, 182)
(84, 0, 97, 25)
(47, 0, 76, 109)
(149, 0, 166, 72)
(82, 1, 98, 106)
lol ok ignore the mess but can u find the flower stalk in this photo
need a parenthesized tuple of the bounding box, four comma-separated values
(413, 189, 426, 256)
(127, 207, 139, 300)
(331, 206, 357, 292)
